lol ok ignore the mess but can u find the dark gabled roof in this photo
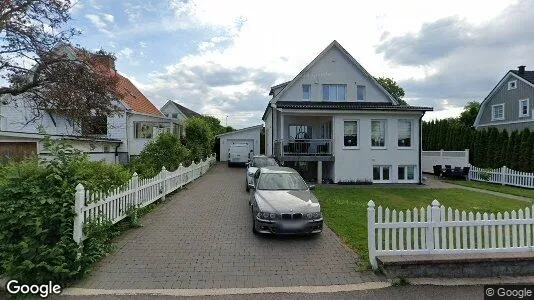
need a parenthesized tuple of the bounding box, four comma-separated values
(171, 101, 201, 118)
(269, 81, 290, 96)
(510, 70, 534, 85)
(275, 101, 433, 111)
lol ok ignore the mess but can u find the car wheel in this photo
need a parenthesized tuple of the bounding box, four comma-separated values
(252, 208, 259, 235)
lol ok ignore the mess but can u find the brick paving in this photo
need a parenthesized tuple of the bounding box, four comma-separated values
(75, 163, 382, 289)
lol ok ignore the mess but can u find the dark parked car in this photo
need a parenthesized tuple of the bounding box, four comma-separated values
(249, 167, 323, 235)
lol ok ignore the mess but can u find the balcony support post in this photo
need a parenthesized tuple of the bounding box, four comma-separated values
(317, 161, 323, 184)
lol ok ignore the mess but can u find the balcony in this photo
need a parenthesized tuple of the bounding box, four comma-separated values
(274, 139, 334, 162)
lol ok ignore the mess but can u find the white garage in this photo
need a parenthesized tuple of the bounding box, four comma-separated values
(217, 125, 262, 162)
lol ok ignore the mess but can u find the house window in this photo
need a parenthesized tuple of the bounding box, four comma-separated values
(302, 84, 311, 100)
(508, 80, 517, 90)
(373, 165, 391, 182)
(289, 125, 312, 139)
(343, 121, 358, 147)
(371, 120, 387, 148)
(171, 113, 179, 119)
(398, 165, 415, 181)
(491, 104, 505, 121)
(82, 116, 107, 135)
(322, 84, 346, 101)
(357, 85, 366, 101)
(519, 99, 529, 117)
(135, 122, 154, 139)
(398, 120, 412, 147)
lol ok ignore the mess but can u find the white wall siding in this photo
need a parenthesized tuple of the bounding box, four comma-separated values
(219, 127, 261, 162)
(332, 113, 420, 183)
(277, 47, 390, 103)
(127, 113, 173, 156)
(264, 109, 273, 156)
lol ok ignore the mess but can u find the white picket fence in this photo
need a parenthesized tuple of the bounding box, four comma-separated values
(468, 165, 534, 189)
(73, 155, 217, 244)
(367, 200, 534, 269)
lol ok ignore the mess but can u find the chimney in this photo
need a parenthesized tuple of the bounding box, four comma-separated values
(518, 65, 526, 75)
(91, 53, 116, 71)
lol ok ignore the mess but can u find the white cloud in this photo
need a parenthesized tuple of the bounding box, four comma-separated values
(128, 0, 515, 127)
(117, 47, 134, 59)
(85, 13, 115, 35)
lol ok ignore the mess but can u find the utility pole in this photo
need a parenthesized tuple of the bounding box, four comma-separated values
(226, 115, 228, 126)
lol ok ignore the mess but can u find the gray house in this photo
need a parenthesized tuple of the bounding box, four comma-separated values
(474, 66, 534, 131)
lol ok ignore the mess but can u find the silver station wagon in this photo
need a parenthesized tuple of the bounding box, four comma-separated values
(249, 167, 323, 235)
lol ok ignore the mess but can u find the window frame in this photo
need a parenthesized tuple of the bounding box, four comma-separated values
(134, 122, 155, 139)
(372, 165, 391, 183)
(491, 104, 505, 121)
(288, 124, 312, 139)
(322, 84, 347, 101)
(302, 84, 311, 101)
(356, 85, 366, 101)
(342, 120, 359, 149)
(371, 119, 387, 149)
(519, 99, 529, 118)
(508, 80, 517, 90)
(397, 165, 416, 182)
(397, 119, 413, 149)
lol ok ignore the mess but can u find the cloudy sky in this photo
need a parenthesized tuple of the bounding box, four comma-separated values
(69, 0, 532, 128)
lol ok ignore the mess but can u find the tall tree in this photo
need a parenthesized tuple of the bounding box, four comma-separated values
(458, 101, 480, 128)
(0, 0, 119, 126)
(375, 77, 407, 105)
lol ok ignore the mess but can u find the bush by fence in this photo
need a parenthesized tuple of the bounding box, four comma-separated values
(423, 120, 534, 172)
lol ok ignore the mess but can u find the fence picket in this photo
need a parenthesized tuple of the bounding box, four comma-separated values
(490, 213, 496, 248)
(504, 212, 510, 248)
(476, 212, 482, 249)
(462, 211, 467, 249)
(454, 209, 460, 250)
(526, 208, 532, 248)
(469, 164, 534, 189)
(392, 210, 397, 251)
(469, 212, 475, 249)
(377, 206, 383, 251)
(385, 208, 390, 250)
(413, 208, 419, 250)
(406, 210, 412, 250)
(519, 209, 525, 247)
(512, 210, 518, 247)
(399, 211, 404, 250)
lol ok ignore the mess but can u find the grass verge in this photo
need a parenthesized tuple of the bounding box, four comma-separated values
(314, 187, 531, 269)
(443, 179, 534, 199)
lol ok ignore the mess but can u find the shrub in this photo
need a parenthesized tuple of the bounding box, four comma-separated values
(0, 137, 129, 284)
(129, 133, 190, 178)
(184, 117, 213, 162)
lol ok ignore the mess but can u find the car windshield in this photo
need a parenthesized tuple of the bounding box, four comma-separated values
(257, 173, 308, 190)
(252, 157, 278, 167)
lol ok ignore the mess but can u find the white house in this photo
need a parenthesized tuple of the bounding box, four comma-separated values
(216, 125, 262, 162)
(262, 40, 433, 184)
(0, 45, 179, 163)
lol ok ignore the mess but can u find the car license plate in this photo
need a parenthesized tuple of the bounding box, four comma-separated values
(281, 222, 303, 230)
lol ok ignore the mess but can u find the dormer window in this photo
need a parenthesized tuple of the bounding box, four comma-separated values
(302, 84, 311, 100)
(508, 80, 517, 90)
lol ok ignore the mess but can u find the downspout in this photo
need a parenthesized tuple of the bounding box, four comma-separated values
(418, 113, 424, 185)
(114, 143, 120, 164)
(271, 106, 274, 155)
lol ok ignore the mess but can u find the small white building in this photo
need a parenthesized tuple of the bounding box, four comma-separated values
(216, 125, 262, 162)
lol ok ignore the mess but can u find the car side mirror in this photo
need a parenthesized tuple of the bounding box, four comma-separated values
(308, 184, 316, 190)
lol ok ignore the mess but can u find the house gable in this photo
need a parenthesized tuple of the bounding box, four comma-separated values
(273, 41, 396, 104)
(475, 72, 534, 128)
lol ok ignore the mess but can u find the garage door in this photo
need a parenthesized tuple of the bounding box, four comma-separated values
(0, 142, 37, 160)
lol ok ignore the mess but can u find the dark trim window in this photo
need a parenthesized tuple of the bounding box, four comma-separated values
(398, 119, 412, 147)
(373, 165, 390, 181)
(302, 84, 311, 100)
(398, 165, 415, 181)
(135, 122, 154, 139)
(519, 99, 529, 117)
(289, 125, 312, 139)
(492, 104, 504, 121)
(171, 113, 179, 119)
(82, 116, 107, 135)
(322, 84, 346, 101)
(343, 121, 358, 147)
(357, 85, 366, 101)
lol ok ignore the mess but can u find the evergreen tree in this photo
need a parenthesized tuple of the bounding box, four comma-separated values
(519, 129, 531, 171)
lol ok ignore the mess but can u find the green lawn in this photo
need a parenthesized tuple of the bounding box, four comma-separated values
(314, 187, 532, 269)
(444, 179, 534, 199)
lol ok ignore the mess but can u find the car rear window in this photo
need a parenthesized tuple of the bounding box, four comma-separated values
(257, 173, 308, 190)
(252, 157, 278, 167)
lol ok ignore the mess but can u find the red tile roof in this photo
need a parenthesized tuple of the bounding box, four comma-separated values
(115, 74, 163, 117)
(70, 45, 164, 117)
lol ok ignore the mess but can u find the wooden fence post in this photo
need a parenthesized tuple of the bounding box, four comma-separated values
(430, 200, 441, 252)
(73, 183, 85, 245)
(161, 166, 167, 202)
(367, 200, 377, 269)
(502, 166, 507, 186)
(132, 172, 139, 222)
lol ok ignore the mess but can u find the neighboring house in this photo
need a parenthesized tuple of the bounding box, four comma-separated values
(0, 45, 178, 162)
(216, 125, 262, 162)
(262, 40, 432, 184)
(474, 66, 534, 131)
(159, 100, 202, 137)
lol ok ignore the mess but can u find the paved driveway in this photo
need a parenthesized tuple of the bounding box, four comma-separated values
(76, 163, 381, 289)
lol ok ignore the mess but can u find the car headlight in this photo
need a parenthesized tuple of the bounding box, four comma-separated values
(306, 212, 322, 219)
(257, 212, 278, 220)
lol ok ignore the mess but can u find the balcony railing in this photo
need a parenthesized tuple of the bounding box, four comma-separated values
(274, 139, 333, 157)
